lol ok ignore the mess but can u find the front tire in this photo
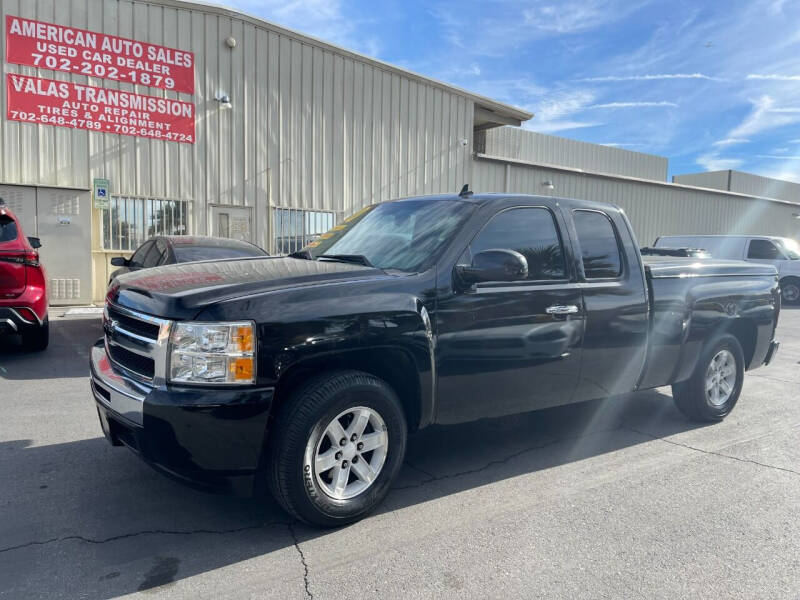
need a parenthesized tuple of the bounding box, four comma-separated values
(780, 277, 800, 304)
(671, 334, 744, 422)
(267, 370, 407, 527)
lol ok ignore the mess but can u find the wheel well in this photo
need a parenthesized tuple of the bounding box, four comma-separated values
(271, 348, 423, 431)
(722, 318, 757, 368)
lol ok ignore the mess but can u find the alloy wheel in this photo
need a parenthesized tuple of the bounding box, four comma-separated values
(310, 406, 389, 500)
(705, 349, 736, 406)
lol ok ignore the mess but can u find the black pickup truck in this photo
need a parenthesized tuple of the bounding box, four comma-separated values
(91, 193, 780, 526)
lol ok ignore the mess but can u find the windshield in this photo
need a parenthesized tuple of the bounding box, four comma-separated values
(174, 245, 266, 262)
(778, 238, 800, 260)
(302, 200, 475, 272)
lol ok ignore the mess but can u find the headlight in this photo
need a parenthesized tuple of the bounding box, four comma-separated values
(169, 321, 256, 385)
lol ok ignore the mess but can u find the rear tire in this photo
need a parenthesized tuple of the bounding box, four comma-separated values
(21, 317, 49, 352)
(672, 334, 744, 422)
(266, 370, 407, 527)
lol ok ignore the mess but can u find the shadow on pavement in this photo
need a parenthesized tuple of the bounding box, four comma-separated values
(0, 392, 703, 598)
(0, 314, 705, 598)
(0, 316, 102, 380)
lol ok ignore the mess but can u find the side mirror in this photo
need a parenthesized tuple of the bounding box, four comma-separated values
(456, 249, 528, 285)
(110, 257, 128, 267)
(27, 237, 42, 249)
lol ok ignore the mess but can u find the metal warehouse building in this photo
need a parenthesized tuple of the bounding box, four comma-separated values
(1, 0, 799, 304)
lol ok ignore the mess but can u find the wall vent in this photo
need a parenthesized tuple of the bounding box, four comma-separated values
(50, 278, 81, 300)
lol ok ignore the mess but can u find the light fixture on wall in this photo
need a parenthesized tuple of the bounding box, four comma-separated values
(225, 36, 237, 49)
(541, 180, 555, 190)
(215, 92, 232, 109)
(793, 213, 800, 219)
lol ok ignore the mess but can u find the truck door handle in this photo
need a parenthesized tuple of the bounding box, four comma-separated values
(545, 304, 579, 315)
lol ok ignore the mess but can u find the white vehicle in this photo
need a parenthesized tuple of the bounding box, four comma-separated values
(655, 235, 800, 303)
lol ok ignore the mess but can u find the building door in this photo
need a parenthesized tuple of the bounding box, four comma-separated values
(211, 206, 252, 242)
(36, 188, 92, 305)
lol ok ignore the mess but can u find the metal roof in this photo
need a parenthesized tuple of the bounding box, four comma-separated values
(165, 0, 533, 127)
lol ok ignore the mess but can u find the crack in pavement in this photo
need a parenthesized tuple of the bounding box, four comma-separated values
(749, 373, 799, 385)
(622, 423, 800, 477)
(287, 521, 313, 599)
(0, 521, 289, 556)
(393, 425, 625, 491)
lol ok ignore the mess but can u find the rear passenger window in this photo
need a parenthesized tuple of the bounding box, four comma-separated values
(0, 215, 18, 243)
(573, 210, 622, 279)
(463, 207, 567, 280)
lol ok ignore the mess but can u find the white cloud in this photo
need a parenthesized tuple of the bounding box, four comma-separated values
(579, 73, 714, 82)
(523, 89, 602, 133)
(696, 154, 744, 171)
(430, 0, 648, 58)
(746, 74, 800, 81)
(442, 63, 482, 79)
(728, 95, 800, 139)
(695, 95, 800, 172)
(588, 101, 677, 108)
(770, 0, 788, 14)
(713, 138, 750, 147)
(526, 120, 601, 133)
(522, 1, 645, 34)
(600, 143, 644, 148)
(756, 154, 800, 160)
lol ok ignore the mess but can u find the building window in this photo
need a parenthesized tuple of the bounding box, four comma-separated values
(273, 208, 335, 254)
(102, 197, 189, 251)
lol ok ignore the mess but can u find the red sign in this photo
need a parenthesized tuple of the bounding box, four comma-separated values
(5, 15, 194, 94)
(6, 74, 196, 144)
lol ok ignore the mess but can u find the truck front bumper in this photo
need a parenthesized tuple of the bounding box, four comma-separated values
(89, 340, 275, 496)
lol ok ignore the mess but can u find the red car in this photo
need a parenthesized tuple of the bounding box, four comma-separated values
(0, 198, 48, 351)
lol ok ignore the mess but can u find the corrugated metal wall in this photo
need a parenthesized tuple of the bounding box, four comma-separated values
(673, 170, 800, 204)
(473, 157, 800, 246)
(672, 170, 730, 191)
(729, 171, 800, 203)
(482, 127, 668, 182)
(0, 0, 474, 250)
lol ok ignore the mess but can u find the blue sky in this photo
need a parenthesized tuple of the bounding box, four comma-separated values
(221, 0, 800, 181)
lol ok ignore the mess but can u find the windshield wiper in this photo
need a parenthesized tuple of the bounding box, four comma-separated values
(288, 249, 313, 260)
(318, 254, 374, 267)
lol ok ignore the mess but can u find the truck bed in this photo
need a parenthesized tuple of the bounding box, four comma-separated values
(642, 256, 778, 279)
(638, 255, 779, 391)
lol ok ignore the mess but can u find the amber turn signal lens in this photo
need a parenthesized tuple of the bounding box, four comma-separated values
(229, 357, 254, 381)
(234, 326, 254, 352)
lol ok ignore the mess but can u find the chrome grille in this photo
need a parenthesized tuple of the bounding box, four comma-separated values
(107, 305, 160, 339)
(103, 303, 171, 384)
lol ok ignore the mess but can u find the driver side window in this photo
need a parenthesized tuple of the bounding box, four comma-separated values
(460, 207, 567, 281)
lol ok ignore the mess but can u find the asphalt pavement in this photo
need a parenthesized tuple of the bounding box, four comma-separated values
(1, 307, 799, 599)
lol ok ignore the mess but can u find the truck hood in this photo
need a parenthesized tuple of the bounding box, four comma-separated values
(108, 256, 387, 319)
